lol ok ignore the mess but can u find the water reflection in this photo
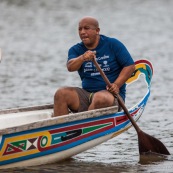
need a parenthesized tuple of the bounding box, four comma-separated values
(0, 159, 146, 173)
(3, 156, 173, 173)
(139, 152, 169, 165)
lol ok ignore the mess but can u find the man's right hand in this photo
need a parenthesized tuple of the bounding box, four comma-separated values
(82, 50, 96, 62)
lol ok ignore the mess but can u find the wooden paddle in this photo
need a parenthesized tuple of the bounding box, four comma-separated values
(92, 58, 170, 155)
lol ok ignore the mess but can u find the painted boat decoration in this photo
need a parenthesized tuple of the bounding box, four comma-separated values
(0, 59, 153, 169)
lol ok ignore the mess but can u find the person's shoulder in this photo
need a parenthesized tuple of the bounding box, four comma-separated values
(70, 42, 83, 50)
(101, 35, 124, 49)
(101, 35, 122, 45)
(108, 36, 122, 44)
(68, 42, 85, 55)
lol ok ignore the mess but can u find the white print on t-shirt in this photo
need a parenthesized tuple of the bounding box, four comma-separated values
(85, 62, 92, 68)
(90, 66, 110, 76)
(96, 55, 109, 61)
(103, 60, 109, 67)
(91, 72, 100, 76)
(84, 68, 93, 73)
(84, 55, 110, 75)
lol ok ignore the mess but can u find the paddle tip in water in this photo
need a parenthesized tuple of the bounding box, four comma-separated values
(139, 151, 169, 164)
(138, 130, 170, 156)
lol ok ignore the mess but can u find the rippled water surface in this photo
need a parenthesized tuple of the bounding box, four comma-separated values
(0, 0, 173, 172)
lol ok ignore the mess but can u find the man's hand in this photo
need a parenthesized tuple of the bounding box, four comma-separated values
(106, 83, 119, 94)
(82, 50, 96, 61)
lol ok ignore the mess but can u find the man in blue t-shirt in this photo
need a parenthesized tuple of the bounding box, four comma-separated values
(53, 16, 135, 117)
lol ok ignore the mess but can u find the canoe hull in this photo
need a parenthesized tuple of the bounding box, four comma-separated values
(0, 99, 146, 169)
(0, 59, 153, 169)
(0, 133, 112, 169)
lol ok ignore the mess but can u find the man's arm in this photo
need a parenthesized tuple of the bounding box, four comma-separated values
(107, 64, 135, 94)
(114, 64, 135, 88)
(67, 55, 84, 72)
(67, 51, 96, 72)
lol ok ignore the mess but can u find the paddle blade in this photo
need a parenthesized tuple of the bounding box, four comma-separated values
(138, 130, 170, 155)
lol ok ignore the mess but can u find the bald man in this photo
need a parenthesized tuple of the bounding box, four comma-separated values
(53, 16, 135, 116)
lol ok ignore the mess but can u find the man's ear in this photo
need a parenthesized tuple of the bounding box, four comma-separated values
(96, 28, 100, 34)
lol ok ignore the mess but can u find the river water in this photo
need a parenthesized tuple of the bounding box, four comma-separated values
(0, 0, 173, 172)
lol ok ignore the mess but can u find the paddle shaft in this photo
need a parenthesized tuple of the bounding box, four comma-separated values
(93, 58, 141, 133)
(93, 58, 170, 155)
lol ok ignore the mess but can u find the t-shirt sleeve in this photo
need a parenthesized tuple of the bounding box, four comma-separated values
(68, 47, 78, 61)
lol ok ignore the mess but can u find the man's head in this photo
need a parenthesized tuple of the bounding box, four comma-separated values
(78, 16, 100, 49)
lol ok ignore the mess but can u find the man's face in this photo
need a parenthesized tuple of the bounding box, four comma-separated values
(78, 20, 99, 48)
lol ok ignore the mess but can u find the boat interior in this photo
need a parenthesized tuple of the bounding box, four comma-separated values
(0, 106, 53, 130)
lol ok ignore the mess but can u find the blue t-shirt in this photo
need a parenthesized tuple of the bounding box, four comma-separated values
(68, 35, 134, 101)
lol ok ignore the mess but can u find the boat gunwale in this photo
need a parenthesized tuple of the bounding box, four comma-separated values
(0, 106, 118, 135)
(0, 104, 54, 115)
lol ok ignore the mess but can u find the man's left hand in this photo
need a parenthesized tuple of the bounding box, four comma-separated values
(106, 83, 119, 94)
